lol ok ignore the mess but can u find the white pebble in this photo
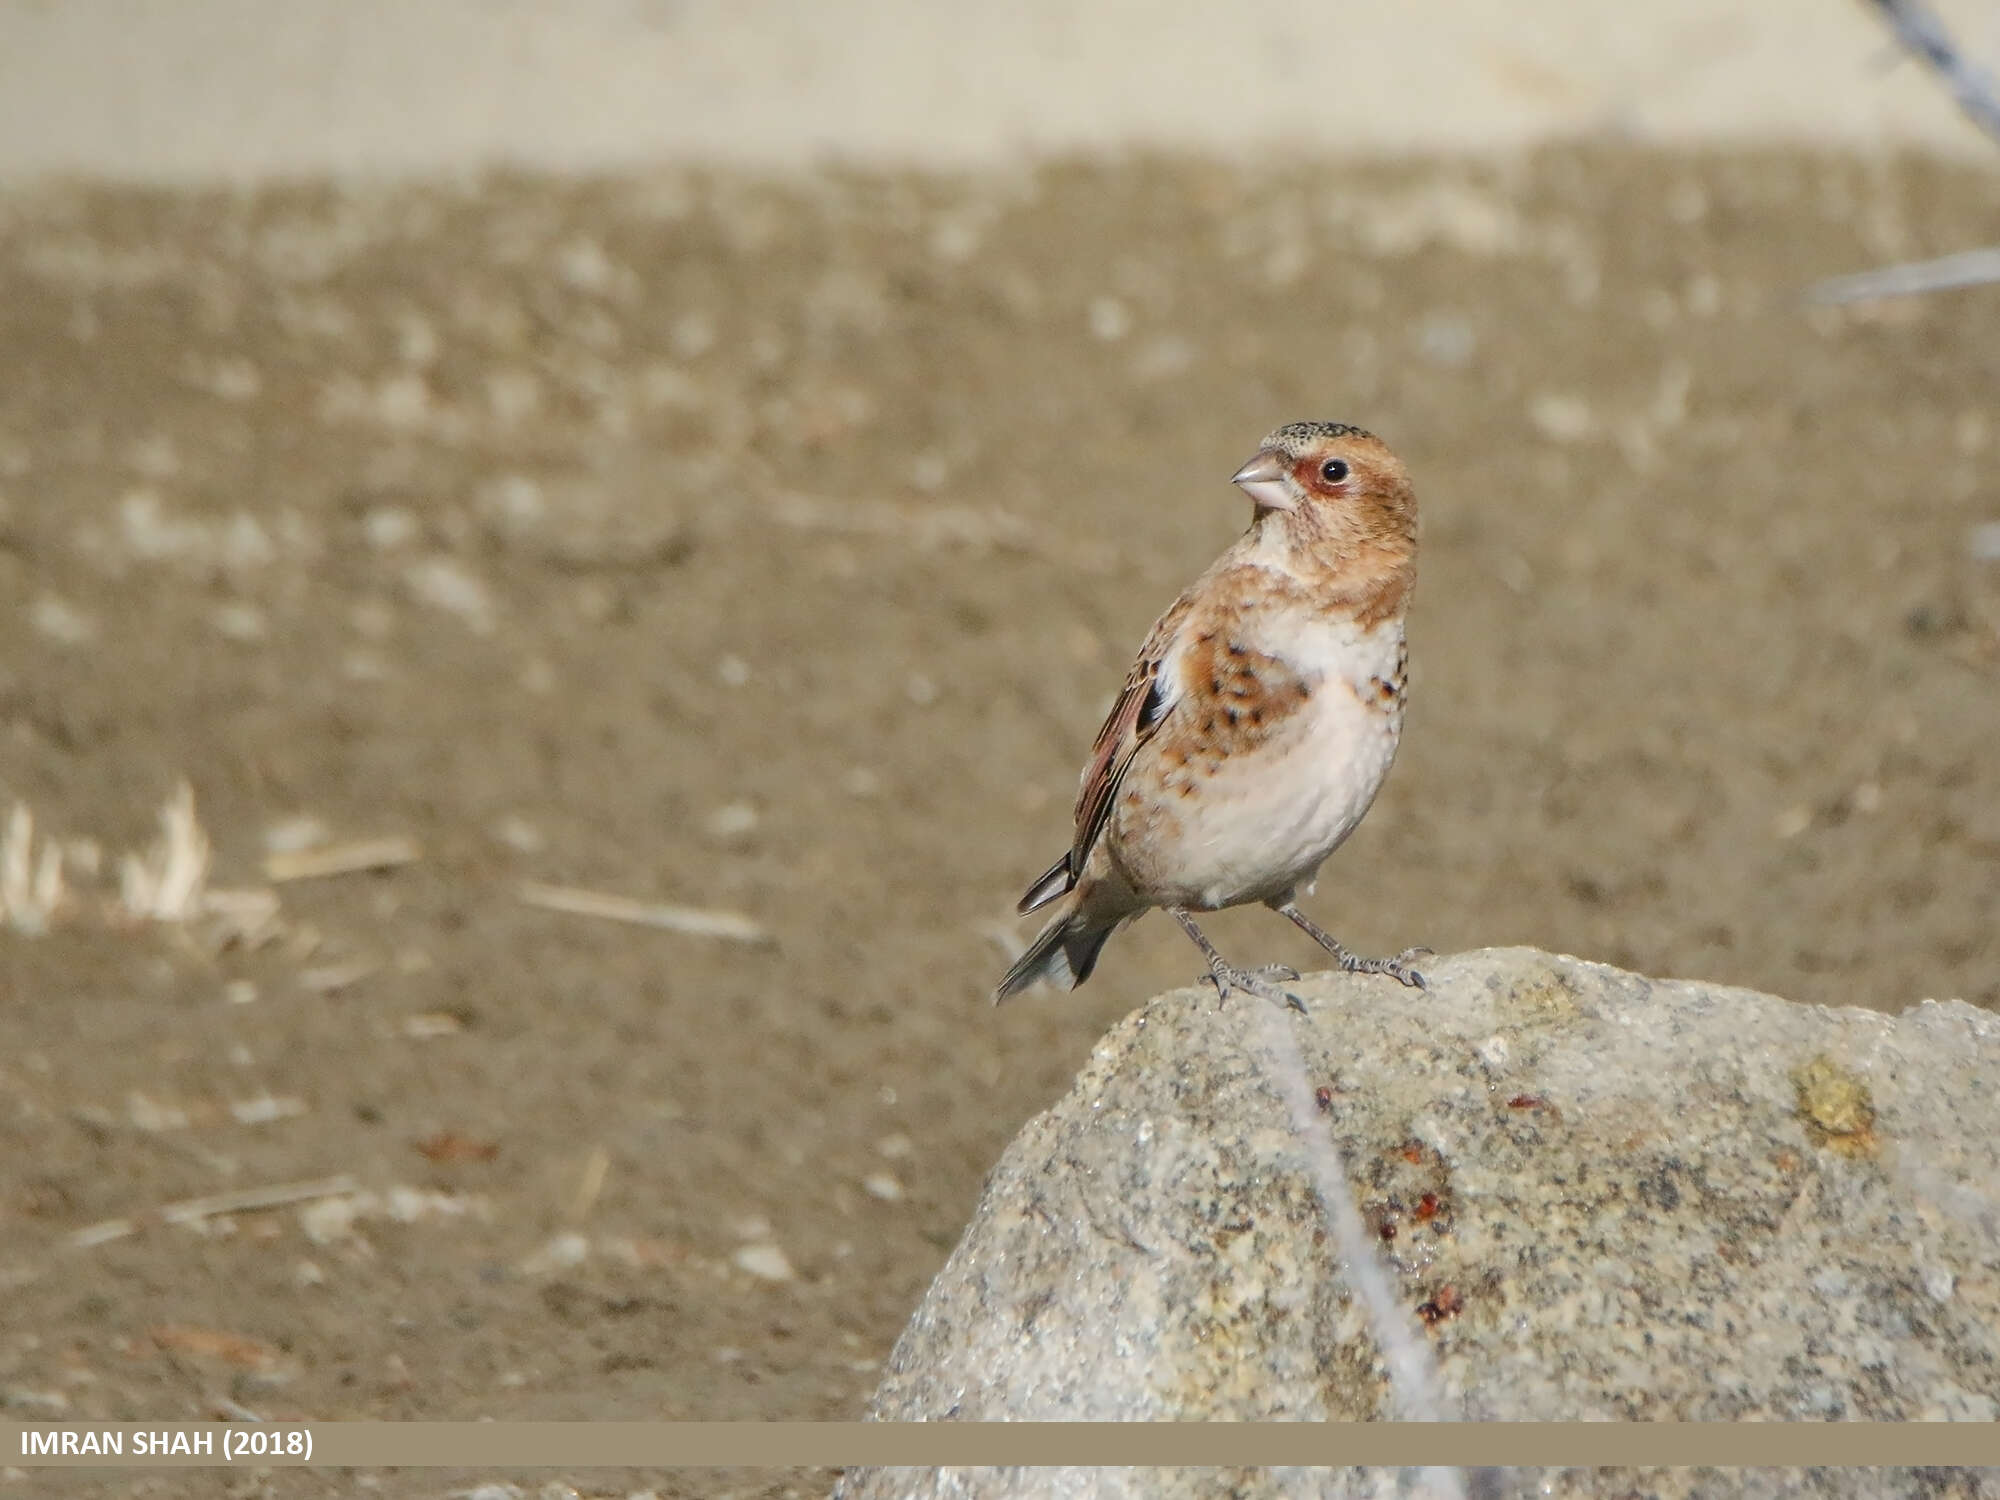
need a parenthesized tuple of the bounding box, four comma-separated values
(209, 358, 262, 402)
(732, 1242, 795, 1282)
(229, 1093, 307, 1126)
(557, 238, 617, 294)
(1088, 296, 1131, 342)
(717, 654, 751, 687)
(909, 452, 949, 493)
(484, 473, 545, 526)
(29, 596, 96, 646)
(264, 814, 328, 854)
(373, 372, 431, 427)
(490, 815, 546, 854)
(518, 1233, 590, 1276)
(363, 507, 418, 550)
(404, 557, 496, 633)
(671, 312, 716, 360)
(210, 602, 266, 641)
(705, 803, 759, 840)
(862, 1172, 904, 1203)
(1530, 394, 1594, 444)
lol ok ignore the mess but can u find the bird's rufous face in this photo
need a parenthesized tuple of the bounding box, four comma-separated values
(1230, 423, 1416, 545)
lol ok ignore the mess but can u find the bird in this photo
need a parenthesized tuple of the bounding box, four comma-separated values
(994, 420, 1428, 1010)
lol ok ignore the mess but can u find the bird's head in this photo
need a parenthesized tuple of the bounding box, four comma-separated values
(1229, 421, 1418, 559)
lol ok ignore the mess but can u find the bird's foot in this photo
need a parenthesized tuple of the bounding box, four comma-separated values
(1202, 959, 1308, 1014)
(1336, 945, 1431, 990)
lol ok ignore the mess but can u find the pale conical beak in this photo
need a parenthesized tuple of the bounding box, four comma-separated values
(1230, 449, 1294, 512)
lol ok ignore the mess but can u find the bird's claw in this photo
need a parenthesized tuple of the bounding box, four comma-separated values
(1203, 962, 1308, 1013)
(1337, 946, 1430, 991)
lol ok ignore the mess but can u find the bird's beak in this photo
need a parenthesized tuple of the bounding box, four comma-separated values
(1230, 449, 1294, 513)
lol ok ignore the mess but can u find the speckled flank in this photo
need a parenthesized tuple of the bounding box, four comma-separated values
(1162, 628, 1315, 777)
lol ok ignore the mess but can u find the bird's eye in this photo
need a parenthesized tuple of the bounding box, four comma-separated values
(1320, 458, 1350, 483)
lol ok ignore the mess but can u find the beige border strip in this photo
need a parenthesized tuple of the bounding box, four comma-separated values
(7, 1422, 2000, 1468)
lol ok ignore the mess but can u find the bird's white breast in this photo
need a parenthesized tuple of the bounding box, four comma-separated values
(1161, 608, 1404, 910)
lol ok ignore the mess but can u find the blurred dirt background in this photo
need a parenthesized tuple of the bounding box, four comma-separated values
(3, 145, 1999, 1498)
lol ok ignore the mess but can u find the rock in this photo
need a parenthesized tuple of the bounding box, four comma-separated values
(836, 949, 2000, 1500)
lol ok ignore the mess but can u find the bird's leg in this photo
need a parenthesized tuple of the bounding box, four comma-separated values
(1169, 908, 1307, 1013)
(1274, 902, 1429, 990)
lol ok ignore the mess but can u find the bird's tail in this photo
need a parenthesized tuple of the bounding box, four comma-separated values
(993, 898, 1119, 1004)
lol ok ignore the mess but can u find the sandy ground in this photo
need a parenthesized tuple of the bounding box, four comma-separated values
(3, 145, 2000, 1498)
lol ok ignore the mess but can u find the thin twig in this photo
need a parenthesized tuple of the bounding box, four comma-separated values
(1254, 1000, 1468, 1500)
(1866, 0, 2000, 147)
(1802, 5, 2000, 305)
(69, 1173, 360, 1248)
(1807, 246, 2000, 302)
(296, 957, 380, 994)
(264, 835, 421, 883)
(518, 879, 771, 945)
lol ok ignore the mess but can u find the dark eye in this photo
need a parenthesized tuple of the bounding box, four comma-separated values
(1320, 458, 1350, 483)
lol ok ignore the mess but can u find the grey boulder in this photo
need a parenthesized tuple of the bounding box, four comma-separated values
(837, 948, 2000, 1500)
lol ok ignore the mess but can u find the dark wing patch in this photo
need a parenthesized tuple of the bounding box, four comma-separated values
(1015, 598, 1196, 915)
(1016, 852, 1074, 916)
(1069, 649, 1174, 885)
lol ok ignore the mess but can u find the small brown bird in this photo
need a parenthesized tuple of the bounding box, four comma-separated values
(995, 421, 1427, 1009)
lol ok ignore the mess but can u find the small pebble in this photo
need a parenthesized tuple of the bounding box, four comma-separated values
(862, 1172, 904, 1203)
(210, 602, 267, 641)
(705, 803, 759, 840)
(1530, 394, 1593, 444)
(29, 596, 96, 646)
(518, 1233, 590, 1276)
(264, 814, 328, 854)
(1088, 296, 1131, 342)
(1773, 805, 1812, 840)
(404, 557, 495, 633)
(731, 1243, 795, 1282)
(363, 507, 417, 550)
(909, 452, 949, 492)
(491, 815, 546, 854)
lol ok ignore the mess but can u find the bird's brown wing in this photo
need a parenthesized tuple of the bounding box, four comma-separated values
(1017, 599, 1187, 915)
